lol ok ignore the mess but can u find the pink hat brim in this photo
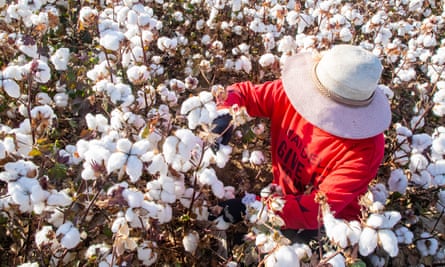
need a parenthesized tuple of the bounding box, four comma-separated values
(282, 52, 392, 139)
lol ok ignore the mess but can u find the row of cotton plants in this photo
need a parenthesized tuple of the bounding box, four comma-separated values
(0, 0, 444, 266)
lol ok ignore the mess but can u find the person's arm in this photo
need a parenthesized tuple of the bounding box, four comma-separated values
(219, 80, 284, 118)
(277, 137, 385, 230)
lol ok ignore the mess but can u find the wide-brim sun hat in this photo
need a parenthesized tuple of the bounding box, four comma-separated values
(282, 44, 392, 139)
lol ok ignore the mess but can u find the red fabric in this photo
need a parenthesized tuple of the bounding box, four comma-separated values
(221, 80, 385, 230)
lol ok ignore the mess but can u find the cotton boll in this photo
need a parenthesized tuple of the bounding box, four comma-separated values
(214, 216, 230, 230)
(328, 221, 349, 248)
(146, 180, 161, 200)
(428, 160, 445, 186)
(249, 150, 265, 165)
(378, 229, 399, 257)
(411, 133, 432, 153)
(264, 245, 299, 267)
(370, 183, 389, 204)
(53, 92, 69, 107)
(197, 167, 217, 185)
(47, 189, 72, 207)
(211, 180, 225, 199)
(156, 204, 172, 224)
(56, 222, 81, 249)
(106, 152, 128, 175)
(411, 170, 433, 188)
(382, 211, 401, 228)
(180, 95, 201, 115)
(416, 232, 438, 257)
(17, 262, 39, 267)
(29, 60, 51, 83)
(324, 251, 345, 267)
(366, 213, 385, 228)
(246, 200, 268, 224)
(182, 231, 199, 253)
(100, 30, 124, 51)
(17, 41, 38, 58)
(127, 65, 150, 85)
(432, 129, 445, 157)
(123, 188, 144, 208)
(162, 136, 179, 163)
(214, 144, 232, 168)
(125, 208, 144, 228)
(85, 243, 111, 261)
(2, 79, 21, 98)
(147, 154, 168, 175)
(47, 206, 65, 227)
(137, 241, 158, 266)
(259, 53, 276, 67)
(359, 227, 378, 256)
(126, 156, 143, 183)
(256, 233, 277, 254)
(35, 225, 58, 250)
(291, 243, 312, 261)
(0, 142, 5, 160)
(388, 169, 408, 194)
(160, 190, 176, 204)
(432, 90, 445, 117)
(234, 55, 252, 73)
(241, 149, 250, 163)
(346, 220, 362, 246)
(111, 216, 127, 233)
(50, 48, 70, 71)
(395, 226, 414, 244)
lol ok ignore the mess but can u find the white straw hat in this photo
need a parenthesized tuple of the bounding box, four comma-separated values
(282, 44, 391, 139)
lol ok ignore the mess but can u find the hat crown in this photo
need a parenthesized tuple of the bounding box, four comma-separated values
(315, 45, 383, 102)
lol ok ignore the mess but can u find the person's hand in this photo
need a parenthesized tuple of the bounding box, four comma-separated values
(211, 113, 233, 151)
(208, 198, 246, 224)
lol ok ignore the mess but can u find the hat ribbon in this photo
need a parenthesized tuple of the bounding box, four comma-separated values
(311, 62, 375, 107)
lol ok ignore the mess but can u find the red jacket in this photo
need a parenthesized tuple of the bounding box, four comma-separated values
(222, 80, 385, 230)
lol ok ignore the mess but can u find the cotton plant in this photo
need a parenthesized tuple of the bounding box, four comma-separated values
(162, 128, 203, 172)
(322, 203, 361, 250)
(325, 251, 348, 267)
(416, 232, 439, 257)
(388, 168, 408, 194)
(56, 221, 82, 250)
(50, 47, 70, 71)
(137, 241, 158, 266)
(85, 243, 111, 263)
(0, 160, 50, 214)
(180, 91, 218, 130)
(107, 138, 152, 183)
(146, 175, 178, 203)
(76, 139, 111, 181)
(263, 242, 312, 267)
(93, 80, 135, 108)
(195, 167, 225, 199)
(358, 211, 401, 257)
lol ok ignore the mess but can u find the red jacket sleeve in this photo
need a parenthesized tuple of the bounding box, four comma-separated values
(221, 80, 282, 118)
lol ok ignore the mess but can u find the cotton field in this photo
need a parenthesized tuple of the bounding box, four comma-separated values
(0, 0, 444, 266)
